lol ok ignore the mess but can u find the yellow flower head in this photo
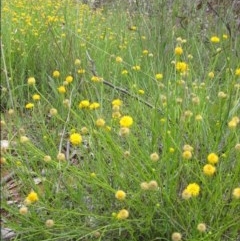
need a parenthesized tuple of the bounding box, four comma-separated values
(58, 86, 66, 94)
(89, 102, 100, 110)
(186, 183, 200, 197)
(112, 99, 122, 106)
(210, 36, 220, 43)
(25, 191, 39, 204)
(150, 152, 159, 162)
(78, 69, 86, 74)
(53, 70, 60, 78)
(207, 153, 219, 165)
(69, 133, 82, 145)
(115, 190, 126, 201)
(116, 56, 123, 63)
(121, 70, 128, 75)
(132, 65, 141, 71)
(197, 223, 207, 232)
(182, 150, 192, 160)
(32, 94, 40, 101)
(66, 75, 73, 83)
(28, 77, 36, 85)
(175, 61, 188, 73)
(155, 73, 163, 80)
(174, 46, 183, 55)
(96, 118, 105, 127)
(208, 72, 214, 78)
(91, 76, 102, 82)
(25, 103, 34, 109)
(79, 100, 90, 109)
(74, 59, 81, 66)
(116, 209, 129, 220)
(203, 164, 216, 176)
(142, 49, 149, 55)
(235, 68, 240, 76)
(232, 187, 240, 199)
(138, 89, 145, 95)
(171, 232, 182, 241)
(120, 116, 133, 128)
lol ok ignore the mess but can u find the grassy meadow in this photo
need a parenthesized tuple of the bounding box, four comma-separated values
(1, 0, 240, 240)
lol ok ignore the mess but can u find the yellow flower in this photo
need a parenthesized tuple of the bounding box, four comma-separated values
(77, 69, 86, 74)
(142, 49, 149, 55)
(174, 46, 183, 55)
(112, 99, 122, 106)
(91, 76, 102, 82)
(148, 180, 158, 190)
(182, 150, 192, 160)
(25, 190, 39, 204)
(120, 116, 133, 127)
(74, 59, 81, 65)
(207, 153, 219, 165)
(53, 70, 60, 78)
(181, 189, 191, 200)
(210, 36, 220, 43)
(222, 34, 228, 39)
(155, 73, 163, 80)
(45, 219, 54, 228)
(116, 209, 129, 220)
(119, 127, 130, 136)
(49, 108, 58, 116)
(27, 77, 36, 85)
(19, 206, 28, 215)
(57, 153, 65, 161)
(32, 94, 40, 101)
(112, 111, 121, 118)
(232, 187, 240, 199)
(96, 118, 105, 127)
(121, 70, 128, 75)
(186, 183, 200, 197)
(129, 25, 137, 31)
(150, 152, 159, 162)
(197, 223, 207, 232)
(132, 65, 141, 71)
(69, 133, 82, 145)
(89, 102, 100, 110)
(208, 72, 214, 78)
(115, 190, 126, 200)
(203, 164, 216, 176)
(175, 61, 188, 73)
(58, 86, 66, 94)
(171, 232, 182, 241)
(116, 56, 123, 63)
(66, 75, 73, 83)
(138, 89, 144, 95)
(183, 144, 194, 152)
(235, 68, 240, 76)
(79, 100, 90, 109)
(25, 103, 34, 109)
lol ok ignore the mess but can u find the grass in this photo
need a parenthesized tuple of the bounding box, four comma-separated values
(1, 0, 240, 240)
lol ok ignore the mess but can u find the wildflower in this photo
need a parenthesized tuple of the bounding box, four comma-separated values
(169, 148, 175, 153)
(203, 164, 216, 176)
(197, 223, 207, 232)
(183, 145, 194, 152)
(66, 75, 73, 83)
(20, 136, 29, 143)
(175, 61, 188, 73)
(174, 46, 183, 55)
(57, 153, 65, 161)
(70, 133, 82, 145)
(63, 99, 70, 107)
(222, 34, 228, 39)
(45, 219, 54, 228)
(112, 99, 122, 106)
(119, 127, 130, 137)
(19, 206, 28, 215)
(208, 72, 214, 78)
(116, 209, 129, 220)
(121, 70, 128, 75)
(235, 143, 240, 151)
(96, 118, 105, 127)
(116, 56, 123, 63)
(210, 36, 220, 43)
(150, 152, 159, 162)
(43, 155, 51, 162)
(232, 187, 240, 199)
(155, 73, 163, 80)
(90, 172, 96, 178)
(28, 77, 36, 85)
(89, 102, 100, 110)
(32, 94, 40, 101)
(192, 96, 200, 104)
(120, 116, 133, 127)
(186, 183, 200, 197)
(148, 180, 158, 190)
(140, 182, 149, 190)
(182, 150, 192, 160)
(25, 190, 39, 204)
(132, 65, 141, 71)
(81, 127, 89, 135)
(79, 100, 90, 109)
(49, 108, 58, 116)
(138, 89, 144, 94)
(91, 76, 102, 82)
(77, 69, 86, 74)
(218, 91, 227, 98)
(74, 59, 81, 65)
(112, 112, 121, 118)
(53, 70, 60, 78)
(228, 120, 237, 129)
(171, 232, 182, 241)
(235, 68, 240, 76)
(195, 114, 203, 121)
(207, 153, 219, 165)
(115, 190, 126, 201)
(25, 103, 34, 109)
(129, 25, 137, 30)
(124, 151, 130, 157)
(181, 189, 191, 200)
(142, 50, 149, 55)
(58, 86, 66, 93)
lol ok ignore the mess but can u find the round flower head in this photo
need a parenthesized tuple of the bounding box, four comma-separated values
(25, 190, 39, 204)
(174, 46, 183, 55)
(232, 187, 240, 199)
(49, 108, 58, 116)
(119, 116, 133, 128)
(203, 164, 216, 176)
(116, 56, 123, 63)
(119, 127, 130, 137)
(79, 100, 90, 109)
(28, 77, 36, 85)
(155, 73, 163, 80)
(207, 153, 219, 165)
(19, 206, 28, 215)
(186, 183, 200, 197)
(58, 86, 66, 94)
(140, 182, 149, 190)
(89, 102, 100, 110)
(210, 36, 220, 43)
(115, 190, 126, 201)
(182, 150, 192, 160)
(96, 118, 105, 127)
(148, 180, 158, 190)
(116, 209, 129, 220)
(25, 103, 34, 109)
(43, 155, 51, 162)
(70, 133, 82, 145)
(45, 219, 54, 228)
(53, 70, 60, 78)
(66, 75, 73, 83)
(32, 94, 40, 101)
(150, 152, 159, 162)
(57, 153, 65, 161)
(171, 232, 182, 241)
(197, 223, 207, 232)
(182, 189, 191, 200)
(74, 59, 81, 65)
